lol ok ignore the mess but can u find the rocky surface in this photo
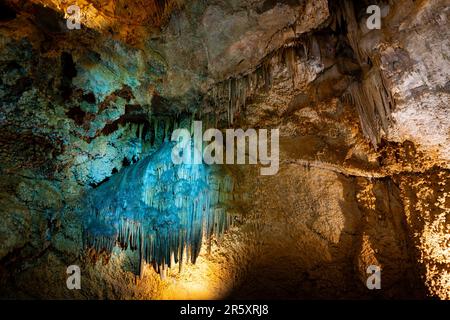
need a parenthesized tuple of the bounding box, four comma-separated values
(0, 0, 448, 299)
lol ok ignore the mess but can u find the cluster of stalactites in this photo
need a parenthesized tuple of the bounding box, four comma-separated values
(83, 142, 234, 277)
(207, 36, 321, 125)
(342, 67, 393, 147)
(118, 115, 206, 157)
(334, 1, 394, 148)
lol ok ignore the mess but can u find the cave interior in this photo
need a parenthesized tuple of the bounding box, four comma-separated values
(0, 0, 449, 300)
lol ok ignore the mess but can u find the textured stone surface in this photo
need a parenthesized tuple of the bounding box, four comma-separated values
(0, 0, 449, 300)
(376, 0, 449, 162)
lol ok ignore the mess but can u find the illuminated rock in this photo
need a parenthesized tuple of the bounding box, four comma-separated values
(83, 142, 233, 276)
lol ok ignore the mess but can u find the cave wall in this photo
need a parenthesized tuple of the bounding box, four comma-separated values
(0, 0, 449, 299)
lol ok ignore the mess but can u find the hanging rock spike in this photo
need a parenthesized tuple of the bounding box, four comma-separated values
(82, 141, 234, 277)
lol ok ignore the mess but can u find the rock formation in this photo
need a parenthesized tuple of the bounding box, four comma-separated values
(0, 0, 448, 299)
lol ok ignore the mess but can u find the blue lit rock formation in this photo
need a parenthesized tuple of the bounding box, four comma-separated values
(0, 0, 449, 300)
(83, 142, 233, 276)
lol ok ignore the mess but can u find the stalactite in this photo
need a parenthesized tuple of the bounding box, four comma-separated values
(334, 0, 365, 64)
(153, 118, 159, 146)
(343, 67, 393, 148)
(284, 46, 298, 87)
(139, 123, 144, 139)
(206, 35, 322, 125)
(83, 142, 234, 277)
(330, 1, 394, 148)
(228, 78, 232, 125)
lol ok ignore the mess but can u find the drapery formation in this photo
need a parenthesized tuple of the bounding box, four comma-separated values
(83, 142, 234, 276)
